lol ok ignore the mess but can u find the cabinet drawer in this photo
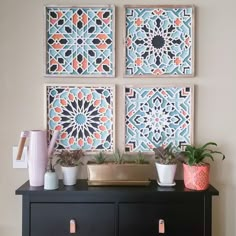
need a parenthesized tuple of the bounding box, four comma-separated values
(31, 203, 115, 236)
(119, 201, 204, 236)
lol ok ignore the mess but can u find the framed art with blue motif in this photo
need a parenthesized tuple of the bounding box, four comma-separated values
(45, 5, 115, 77)
(124, 85, 194, 152)
(124, 5, 194, 77)
(46, 85, 115, 152)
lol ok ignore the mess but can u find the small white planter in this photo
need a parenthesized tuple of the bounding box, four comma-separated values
(61, 166, 78, 186)
(155, 163, 177, 185)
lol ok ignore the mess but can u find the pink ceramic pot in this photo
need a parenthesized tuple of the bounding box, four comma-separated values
(17, 130, 59, 187)
(183, 163, 210, 190)
(28, 130, 48, 186)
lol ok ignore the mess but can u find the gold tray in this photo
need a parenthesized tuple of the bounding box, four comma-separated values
(87, 180, 151, 186)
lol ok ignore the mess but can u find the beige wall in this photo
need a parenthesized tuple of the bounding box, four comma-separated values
(1, 0, 236, 235)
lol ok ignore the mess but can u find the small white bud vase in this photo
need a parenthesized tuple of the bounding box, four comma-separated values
(61, 166, 78, 186)
(44, 170, 59, 190)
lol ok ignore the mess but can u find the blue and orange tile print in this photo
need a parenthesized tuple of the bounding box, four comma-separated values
(125, 6, 194, 77)
(46, 85, 115, 152)
(125, 86, 193, 152)
(46, 6, 115, 76)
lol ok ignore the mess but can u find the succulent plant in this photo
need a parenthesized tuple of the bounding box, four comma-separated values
(135, 152, 148, 164)
(94, 152, 107, 164)
(55, 149, 84, 167)
(91, 150, 149, 165)
(153, 144, 178, 165)
(112, 149, 124, 164)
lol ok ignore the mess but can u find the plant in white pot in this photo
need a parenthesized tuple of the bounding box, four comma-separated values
(153, 144, 179, 186)
(180, 142, 225, 190)
(55, 149, 84, 186)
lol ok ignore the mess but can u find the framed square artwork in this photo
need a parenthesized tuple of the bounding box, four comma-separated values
(124, 85, 194, 152)
(124, 5, 194, 77)
(45, 5, 115, 77)
(46, 85, 115, 152)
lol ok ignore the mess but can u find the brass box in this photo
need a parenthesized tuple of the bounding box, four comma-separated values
(87, 163, 152, 186)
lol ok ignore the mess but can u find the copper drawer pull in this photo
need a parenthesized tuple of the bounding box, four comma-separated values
(159, 219, 165, 234)
(70, 219, 76, 234)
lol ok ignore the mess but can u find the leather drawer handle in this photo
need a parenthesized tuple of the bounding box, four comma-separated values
(70, 219, 76, 234)
(159, 219, 165, 234)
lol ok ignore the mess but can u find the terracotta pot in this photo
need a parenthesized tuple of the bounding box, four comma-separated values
(183, 163, 210, 190)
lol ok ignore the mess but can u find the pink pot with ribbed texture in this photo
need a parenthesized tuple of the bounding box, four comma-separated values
(183, 163, 210, 191)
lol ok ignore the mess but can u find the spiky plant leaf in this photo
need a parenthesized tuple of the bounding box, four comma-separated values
(181, 142, 225, 166)
(113, 149, 124, 164)
(201, 142, 217, 150)
(94, 152, 106, 164)
(135, 152, 148, 164)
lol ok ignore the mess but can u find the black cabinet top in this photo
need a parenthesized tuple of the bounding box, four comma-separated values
(16, 180, 219, 203)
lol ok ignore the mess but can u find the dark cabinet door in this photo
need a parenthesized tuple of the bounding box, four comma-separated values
(31, 203, 115, 236)
(119, 201, 204, 236)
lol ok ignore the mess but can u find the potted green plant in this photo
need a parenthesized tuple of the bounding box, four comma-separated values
(55, 149, 84, 186)
(135, 152, 149, 164)
(181, 142, 225, 190)
(87, 150, 152, 186)
(153, 144, 179, 186)
(112, 149, 124, 164)
(93, 151, 107, 164)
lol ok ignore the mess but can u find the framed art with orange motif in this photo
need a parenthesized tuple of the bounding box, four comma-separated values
(45, 5, 115, 77)
(46, 84, 115, 152)
(124, 5, 194, 77)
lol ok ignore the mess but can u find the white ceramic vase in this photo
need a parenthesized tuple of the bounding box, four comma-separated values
(44, 171, 59, 190)
(155, 163, 177, 185)
(61, 166, 78, 186)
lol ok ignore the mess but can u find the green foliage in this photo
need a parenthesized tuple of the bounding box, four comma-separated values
(94, 152, 106, 164)
(181, 142, 225, 166)
(153, 144, 178, 165)
(135, 152, 148, 164)
(112, 149, 124, 164)
(55, 149, 84, 167)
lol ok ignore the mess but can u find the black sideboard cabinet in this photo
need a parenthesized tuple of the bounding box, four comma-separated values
(16, 180, 219, 236)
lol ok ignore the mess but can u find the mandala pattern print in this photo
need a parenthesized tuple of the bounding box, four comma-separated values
(46, 6, 114, 76)
(47, 85, 115, 151)
(125, 86, 193, 152)
(125, 6, 194, 76)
